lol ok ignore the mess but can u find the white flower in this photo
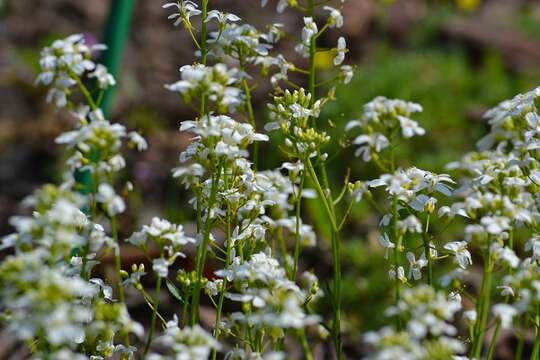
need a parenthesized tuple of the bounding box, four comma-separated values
(277, 0, 289, 13)
(481, 216, 510, 234)
(88, 64, 115, 89)
(128, 131, 148, 151)
(36, 34, 106, 108)
(397, 115, 425, 138)
(333, 37, 347, 66)
(89, 278, 113, 301)
(464, 310, 477, 323)
(206, 10, 241, 24)
(352, 133, 389, 161)
(350, 181, 369, 202)
(340, 65, 354, 84)
(205, 279, 223, 297)
(444, 241, 472, 269)
(142, 217, 196, 247)
(397, 215, 422, 234)
(324, 6, 343, 28)
(96, 183, 125, 216)
(153, 258, 169, 278)
(302, 17, 318, 43)
(389, 265, 406, 283)
(406, 252, 427, 280)
(492, 304, 517, 329)
(492, 245, 520, 268)
(498, 285, 515, 297)
(378, 233, 395, 259)
(438, 204, 468, 218)
(152, 316, 221, 359)
(163, 1, 201, 26)
(525, 236, 540, 259)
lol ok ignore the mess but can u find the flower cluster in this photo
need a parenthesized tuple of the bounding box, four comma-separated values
(217, 251, 319, 330)
(127, 217, 196, 277)
(266, 88, 329, 157)
(148, 316, 220, 360)
(364, 286, 466, 359)
(346, 97, 424, 162)
(35, 34, 110, 107)
(165, 63, 242, 112)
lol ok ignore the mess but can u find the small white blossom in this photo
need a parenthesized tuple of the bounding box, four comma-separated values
(88, 64, 115, 89)
(96, 183, 125, 216)
(324, 6, 343, 28)
(153, 258, 170, 278)
(333, 37, 347, 66)
(444, 241, 472, 269)
(378, 233, 395, 259)
(492, 304, 517, 329)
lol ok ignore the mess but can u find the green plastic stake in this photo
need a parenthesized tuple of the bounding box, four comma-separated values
(100, 0, 136, 117)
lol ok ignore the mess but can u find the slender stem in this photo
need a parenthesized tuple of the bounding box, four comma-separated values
(488, 230, 513, 360)
(277, 226, 292, 278)
(200, 0, 209, 65)
(143, 274, 162, 356)
(422, 214, 433, 286)
(515, 316, 528, 360)
(331, 225, 342, 360)
(137, 286, 168, 326)
(199, 0, 209, 117)
(305, 157, 342, 358)
(111, 216, 129, 348)
(238, 52, 259, 169)
(391, 198, 402, 330)
(69, 69, 98, 110)
(299, 329, 314, 360)
(532, 312, 540, 360)
(305, 159, 338, 232)
(181, 292, 191, 327)
(471, 240, 493, 359)
(486, 318, 501, 360)
(212, 206, 233, 360)
(190, 162, 223, 325)
(292, 172, 306, 280)
(307, 0, 316, 110)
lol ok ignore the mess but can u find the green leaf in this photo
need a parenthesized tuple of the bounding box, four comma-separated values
(166, 279, 184, 304)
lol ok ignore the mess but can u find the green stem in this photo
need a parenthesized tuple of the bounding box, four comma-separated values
(331, 225, 342, 360)
(198, 0, 209, 117)
(277, 227, 292, 278)
(532, 314, 540, 360)
(515, 316, 528, 360)
(292, 172, 306, 280)
(305, 158, 341, 359)
(471, 242, 493, 359)
(486, 318, 501, 360)
(305, 159, 337, 232)
(190, 162, 223, 325)
(238, 52, 258, 169)
(307, 0, 316, 110)
(143, 274, 162, 356)
(200, 0, 209, 65)
(212, 206, 233, 360)
(111, 216, 129, 348)
(299, 329, 314, 360)
(422, 214, 433, 286)
(391, 197, 402, 330)
(69, 69, 98, 110)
